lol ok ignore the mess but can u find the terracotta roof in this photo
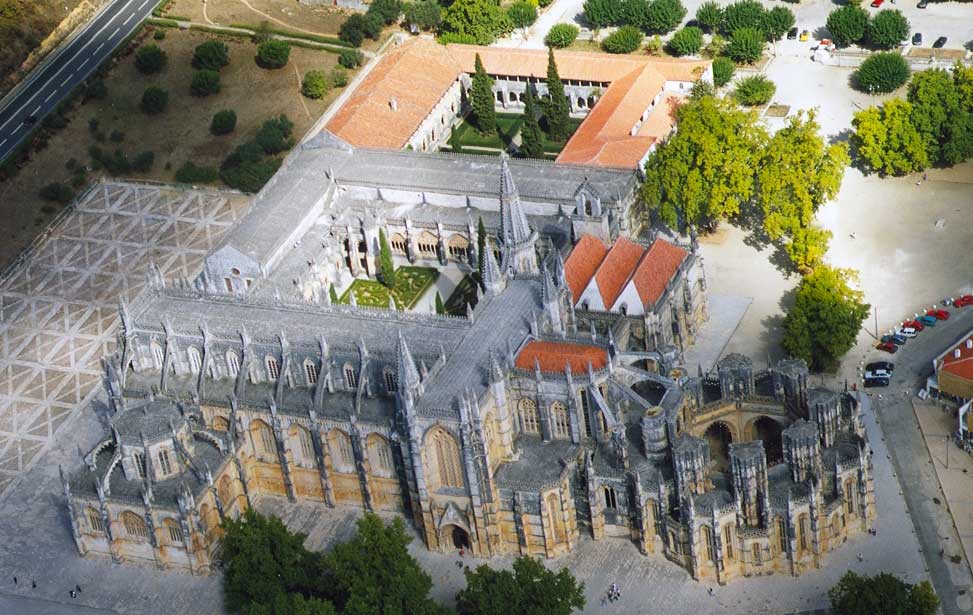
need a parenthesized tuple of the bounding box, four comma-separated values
(563, 234, 608, 302)
(942, 337, 973, 381)
(325, 38, 463, 149)
(514, 340, 609, 373)
(593, 236, 644, 309)
(630, 238, 687, 307)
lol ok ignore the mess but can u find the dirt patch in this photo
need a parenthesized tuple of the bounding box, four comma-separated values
(908, 47, 966, 60)
(0, 26, 349, 269)
(766, 104, 789, 118)
(0, 0, 85, 94)
(166, 0, 351, 35)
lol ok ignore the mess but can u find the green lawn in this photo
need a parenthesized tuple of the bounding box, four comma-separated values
(541, 117, 585, 153)
(448, 113, 523, 150)
(339, 267, 439, 310)
(444, 274, 480, 315)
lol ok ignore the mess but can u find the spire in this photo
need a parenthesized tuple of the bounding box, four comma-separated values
(553, 250, 567, 289)
(498, 152, 532, 246)
(482, 245, 504, 294)
(542, 264, 557, 304)
(396, 330, 420, 392)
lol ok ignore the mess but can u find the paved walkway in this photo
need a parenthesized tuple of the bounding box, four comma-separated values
(682, 293, 752, 374)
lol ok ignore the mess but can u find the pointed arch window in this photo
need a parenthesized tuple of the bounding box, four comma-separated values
(724, 525, 734, 559)
(844, 478, 855, 514)
(603, 486, 618, 509)
(187, 346, 202, 374)
(157, 449, 173, 476)
(776, 516, 787, 552)
(520, 398, 539, 434)
(123, 511, 149, 540)
(384, 369, 397, 393)
(134, 453, 146, 479)
(304, 360, 319, 386)
(226, 351, 240, 377)
(87, 508, 105, 533)
(265, 356, 280, 381)
(552, 401, 570, 438)
(344, 364, 357, 389)
(165, 518, 184, 543)
(428, 427, 463, 489)
(367, 433, 395, 477)
(252, 420, 276, 456)
(150, 342, 164, 368)
(329, 429, 355, 472)
(701, 526, 714, 562)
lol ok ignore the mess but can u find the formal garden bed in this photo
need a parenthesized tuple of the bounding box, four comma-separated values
(443, 274, 480, 315)
(448, 113, 583, 156)
(339, 267, 439, 309)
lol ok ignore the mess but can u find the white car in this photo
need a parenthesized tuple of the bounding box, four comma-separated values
(897, 327, 918, 338)
(865, 369, 892, 380)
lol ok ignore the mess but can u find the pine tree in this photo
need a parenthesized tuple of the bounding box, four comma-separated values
(378, 229, 396, 289)
(329, 284, 339, 304)
(471, 54, 497, 135)
(543, 48, 571, 143)
(476, 216, 487, 280)
(435, 292, 445, 315)
(520, 85, 545, 159)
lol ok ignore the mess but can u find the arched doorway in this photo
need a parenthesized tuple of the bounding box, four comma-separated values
(446, 524, 470, 550)
(703, 421, 733, 471)
(753, 416, 783, 463)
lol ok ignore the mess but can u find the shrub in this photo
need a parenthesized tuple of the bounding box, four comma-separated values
(175, 161, 219, 183)
(85, 80, 108, 100)
(761, 6, 794, 42)
(695, 1, 722, 33)
(854, 51, 910, 93)
(507, 0, 537, 28)
(734, 74, 776, 105)
(403, 0, 441, 30)
(546, 23, 579, 48)
(367, 0, 402, 25)
(66, 158, 79, 171)
(192, 40, 230, 70)
(826, 5, 868, 47)
(190, 69, 221, 96)
(70, 172, 87, 188)
(721, 0, 764, 35)
(132, 151, 155, 173)
(220, 142, 282, 193)
(134, 44, 166, 74)
(712, 56, 735, 86)
(702, 33, 725, 58)
(301, 70, 329, 99)
(441, 0, 512, 45)
(340, 13, 382, 46)
(153, 29, 166, 40)
(667, 26, 703, 56)
(726, 26, 764, 63)
(583, 0, 622, 27)
(255, 115, 295, 154)
(140, 86, 168, 114)
(210, 110, 237, 135)
(39, 182, 74, 204)
(690, 80, 715, 99)
(338, 48, 364, 69)
(256, 39, 291, 68)
(643, 0, 686, 35)
(88, 146, 131, 175)
(866, 9, 910, 49)
(602, 25, 643, 53)
(331, 68, 349, 88)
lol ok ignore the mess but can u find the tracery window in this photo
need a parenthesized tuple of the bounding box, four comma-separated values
(87, 508, 105, 533)
(723, 525, 734, 559)
(134, 453, 146, 479)
(265, 356, 280, 381)
(427, 427, 463, 489)
(157, 449, 173, 476)
(187, 346, 202, 374)
(304, 360, 319, 386)
(384, 369, 397, 393)
(776, 516, 787, 552)
(252, 420, 276, 456)
(552, 401, 570, 438)
(844, 478, 855, 514)
(344, 364, 357, 389)
(701, 526, 714, 562)
(329, 430, 355, 472)
(123, 511, 149, 540)
(367, 434, 395, 477)
(150, 342, 164, 368)
(165, 518, 184, 543)
(226, 351, 240, 377)
(603, 486, 618, 509)
(520, 398, 539, 434)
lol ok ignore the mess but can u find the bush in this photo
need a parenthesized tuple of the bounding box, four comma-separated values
(403, 0, 441, 30)
(88, 146, 131, 175)
(440, 0, 512, 45)
(85, 80, 108, 100)
(762, 6, 794, 42)
(132, 151, 155, 173)
(643, 0, 686, 35)
(854, 51, 910, 93)
(721, 0, 764, 35)
(866, 9, 910, 49)
(367, 0, 402, 25)
(134, 44, 166, 74)
(546, 23, 579, 48)
(602, 25, 643, 53)
(694, 1, 722, 33)
(338, 48, 364, 68)
(190, 69, 221, 96)
(256, 39, 291, 68)
(584, 0, 622, 27)
(826, 5, 868, 47)
(140, 86, 168, 114)
(220, 142, 282, 193)
(192, 40, 230, 70)
(175, 161, 219, 183)
(702, 33, 725, 58)
(734, 74, 776, 105)
(153, 29, 166, 40)
(340, 13, 382, 46)
(331, 68, 349, 88)
(255, 115, 295, 154)
(712, 56, 735, 86)
(301, 70, 329, 99)
(507, 0, 537, 28)
(39, 182, 74, 204)
(210, 109, 237, 135)
(667, 26, 703, 56)
(726, 26, 764, 63)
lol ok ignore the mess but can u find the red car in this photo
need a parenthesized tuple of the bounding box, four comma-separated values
(954, 295, 973, 307)
(903, 319, 925, 331)
(870, 0, 884, 6)
(877, 341, 899, 354)
(927, 309, 950, 320)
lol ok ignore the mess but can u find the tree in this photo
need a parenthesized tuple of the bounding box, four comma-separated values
(302, 70, 329, 99)
(135, 44, 166, 74)
(376, 228, 397, 288)
(694, 1, 722, 33)
(955, 61, 973, 110)
(221, 141, 283, 193)
(602, 25, 643, 53)
(762, 6, 794, 42)
(908, 68, 963, 165)
(755, 110, 849, 271)
(340, 14, 369, 46)
(851, 99, 928, 175)
(470, 54, 497, 136)
(210, 110, 237, 135)
(866, 9, 910, 50)
(826, 5, 869, 47)
(367, 0, 402, 24)
(255, 114, 295, 154)
(338, 49, 363, 68)
(733, 74, 776, 105)
(326, 514, 445, 615)
(720, 0, 765, 36)
(435, 292, 445, 315)
(829, 571, 938, 615)
(583, 0, 623, 27)
(256, 39, 291, 68)
(782, 267, 870, 372)
(642, 0, 686, 35)
(726, 27, 764, 63)
(404, 0, 442, 31)
(520, 85, 545, 159)
(702, 33, 725, 58)
(667, 26, 703, 56)
(853, 51, 909, 93)
(39, 182, 74, 204)
(476, 216, 487, 279)
(712, 56, 735, 87)
(192, 40, 229, 71)
(639, 96, 766, 229)
(546, 24, 579, 48)
(331, 68, 349, 88)
(456, 556, 586, 615)
(190, 69, 221, 96)
(543, 48, 571, 142)
(689, 80, 715, 100)
(507, 1, 537, 29)
(140, 86, 168, 114)
(175, 161, 219, 183)
(441, 0, 513, 45)
(132, 150, 155, 173)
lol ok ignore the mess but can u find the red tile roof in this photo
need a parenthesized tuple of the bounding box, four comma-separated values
(563, 234, 608, 302)
(942, 337, 973, 381)
(593, 237, 644, 309)
(515, 340, 609, 373)
(630, 238, 687, 307)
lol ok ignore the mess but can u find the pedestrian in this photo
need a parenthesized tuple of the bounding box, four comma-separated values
(708, 587, 714, 596)
(857, 553, 863, 562)
(923, 172, 928, 182)
(940, 548, 945, 558)
(601, 596, 607, 607)
(31, 580, 36, 589)
(459, 548, 464, 557)
(70, 590, 76, 599)
(76, 584, 82, 593)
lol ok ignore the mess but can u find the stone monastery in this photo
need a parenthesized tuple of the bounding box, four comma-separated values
(62, 39, 875, 586)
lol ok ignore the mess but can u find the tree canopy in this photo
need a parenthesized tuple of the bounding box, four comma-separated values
(520, 85, 544, 158)
(545, 24, 579, 48)
(720, 0, 765, 35)
(602, 25, 643, 53)
(456, 556, 586, 615)
(404, 0, 442, 31)
(543, 48, 571, 142)
(761, 6, 794, 42)
(826, 5, 868, 47)
(694, 1, 722, 33)
(851, 98, 928, 175)
(866, 9, 910, 49)
(256, 39, 291, 68)
(667, 26, 703, 56)
(641, 0, 686, 34)
(441, 0, 513, 45)
(192, 40, 230, 71)
(470, 54, 497, 135)
(378, 228, 397, 288)
(907, 67, 973, 166)
(507, 0, 537, 28)
(135, 44, 167, 74)
(854, 51, 909, 94)
(726, 27, 764, 63)
(829, 571, 939, 615)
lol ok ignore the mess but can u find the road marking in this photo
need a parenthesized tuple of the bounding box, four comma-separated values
(0, 139, 6, 148)
(31, 106, 41, 115)
(44, 91, 57, 103)
(61, 75, 72, 88)
(95, 42, 105, 53)
(138, 0, 149, 7)
(11, 125, 20, 134)
(110, 27, 120, 37)
(79, 58, 89, 69)
(123, 13, 134, 25)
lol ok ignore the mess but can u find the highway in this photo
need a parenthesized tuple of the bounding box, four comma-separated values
(0, 0, 158, 164)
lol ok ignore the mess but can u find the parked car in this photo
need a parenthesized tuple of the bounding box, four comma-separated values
(954, 294, 973, 307)
(897, 327, 918, 338)
(787, 27, 799, 40)
(799, 30, 810, 42)
(881, 333, 907, 345)
(917, 0, 928, 8)
(870, 0, 884, 7)
(912, 32, 923, 45)
(927, 309, 950, 320)
(903, 319, 925, 331)
(865, 375, 890, 387)
(919, 315, 938, 326)
(877, 341, 899, 354)
(866, 361, 895, 373)
(933, 36, 947, 48)
(865, 369, 892, 380)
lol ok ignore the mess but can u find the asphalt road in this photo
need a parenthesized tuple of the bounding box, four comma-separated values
(0, 0, 157, 164)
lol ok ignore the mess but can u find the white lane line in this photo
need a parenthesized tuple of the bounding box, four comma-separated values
(61, 75, 73, 87)
(110, 27, 120, 37)
(0, 139, 7, 148)
(123, 13, 134, 25)
(44, 91, 57, 103)
(138, 0, 149, 7)
(79, 58, 89, 69)
(10, 125, 19, 133)
(31, 106, 41, 115)
(95, 42, 105, 53)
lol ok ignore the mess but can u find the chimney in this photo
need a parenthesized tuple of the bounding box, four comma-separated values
(955, 349, 962, 359)
(389, 97, 398, 111)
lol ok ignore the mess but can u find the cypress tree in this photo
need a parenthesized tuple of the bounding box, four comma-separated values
(329, 284, 339, 304)
(520, 85, 545, 159)
(378, 229, 396, 289)
(435, 292, 445, 315)
(476, 216, 487, 280)
(543, 48, 571, 142)
(471, 54, 496, 135)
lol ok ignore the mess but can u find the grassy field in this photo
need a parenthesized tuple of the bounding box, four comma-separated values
(448, 113, 523, 150)
(0, 0, 84, 94)
(444, 274, 480, 315)
(0, 25, 349, 268)
(339, 267, 439, 309)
